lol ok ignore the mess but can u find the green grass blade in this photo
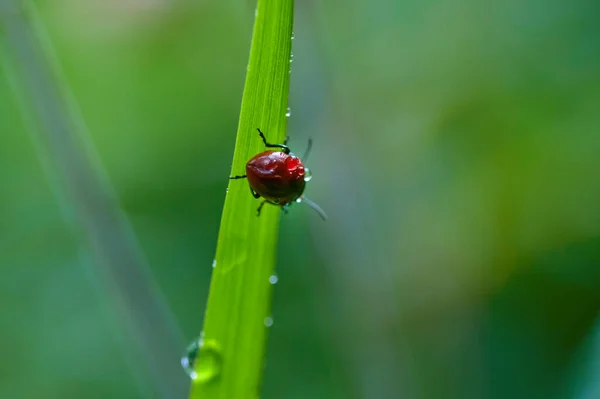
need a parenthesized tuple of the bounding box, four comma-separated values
(188, 0, 294, 398)
(0, 1, 188, 397)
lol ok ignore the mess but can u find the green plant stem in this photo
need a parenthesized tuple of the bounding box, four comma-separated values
(189, 1, 294, 398)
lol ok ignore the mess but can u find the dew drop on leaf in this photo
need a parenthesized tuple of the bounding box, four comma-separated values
(181, 335, 222, 383)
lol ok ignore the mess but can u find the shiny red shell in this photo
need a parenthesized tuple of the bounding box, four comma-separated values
(246, 150, 306, 205)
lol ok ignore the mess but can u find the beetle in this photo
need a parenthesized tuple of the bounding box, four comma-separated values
(230, 128, 326, 220)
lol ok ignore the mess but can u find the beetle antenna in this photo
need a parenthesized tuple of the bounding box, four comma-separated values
(257, 128, 290, 154)
(302, 138, 313, 161)
(299, 196, 327, 220)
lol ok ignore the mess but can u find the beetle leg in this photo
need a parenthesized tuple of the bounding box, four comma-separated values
(281, 205, 289, 215)
(257, 128, 290, 154)
(256, 200, 267, 216)
(250, 188, 261, 199)
(230, 174, 247, 179)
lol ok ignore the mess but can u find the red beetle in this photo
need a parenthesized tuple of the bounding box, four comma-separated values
(230, 128, 326, 220)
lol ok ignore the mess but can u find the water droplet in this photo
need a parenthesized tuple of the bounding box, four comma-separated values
(285, 107, 291, 117)
(181, 337, 201, 379)
(291, 32, 295, 40)
(269, 275, 278, 284)
(181, 336, 222, 383)
(254, 8, 259, 17)
(290, 53, 294, 63)
(303, 168, 313, 182)
(212, 260, 217, 269)
(264, 317, 274, 327)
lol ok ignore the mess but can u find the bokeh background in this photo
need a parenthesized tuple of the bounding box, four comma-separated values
(2, 0, 600, 398)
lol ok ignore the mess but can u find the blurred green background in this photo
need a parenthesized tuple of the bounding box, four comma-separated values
(2, 0, 600, 398)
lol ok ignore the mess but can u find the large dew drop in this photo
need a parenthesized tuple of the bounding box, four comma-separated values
(181, 335, 222, 383)
(303, 167, 313, 182)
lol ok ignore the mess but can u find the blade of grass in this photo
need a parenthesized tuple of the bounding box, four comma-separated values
(0, 1, 187, 397)
(189, 1, 294, 398)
